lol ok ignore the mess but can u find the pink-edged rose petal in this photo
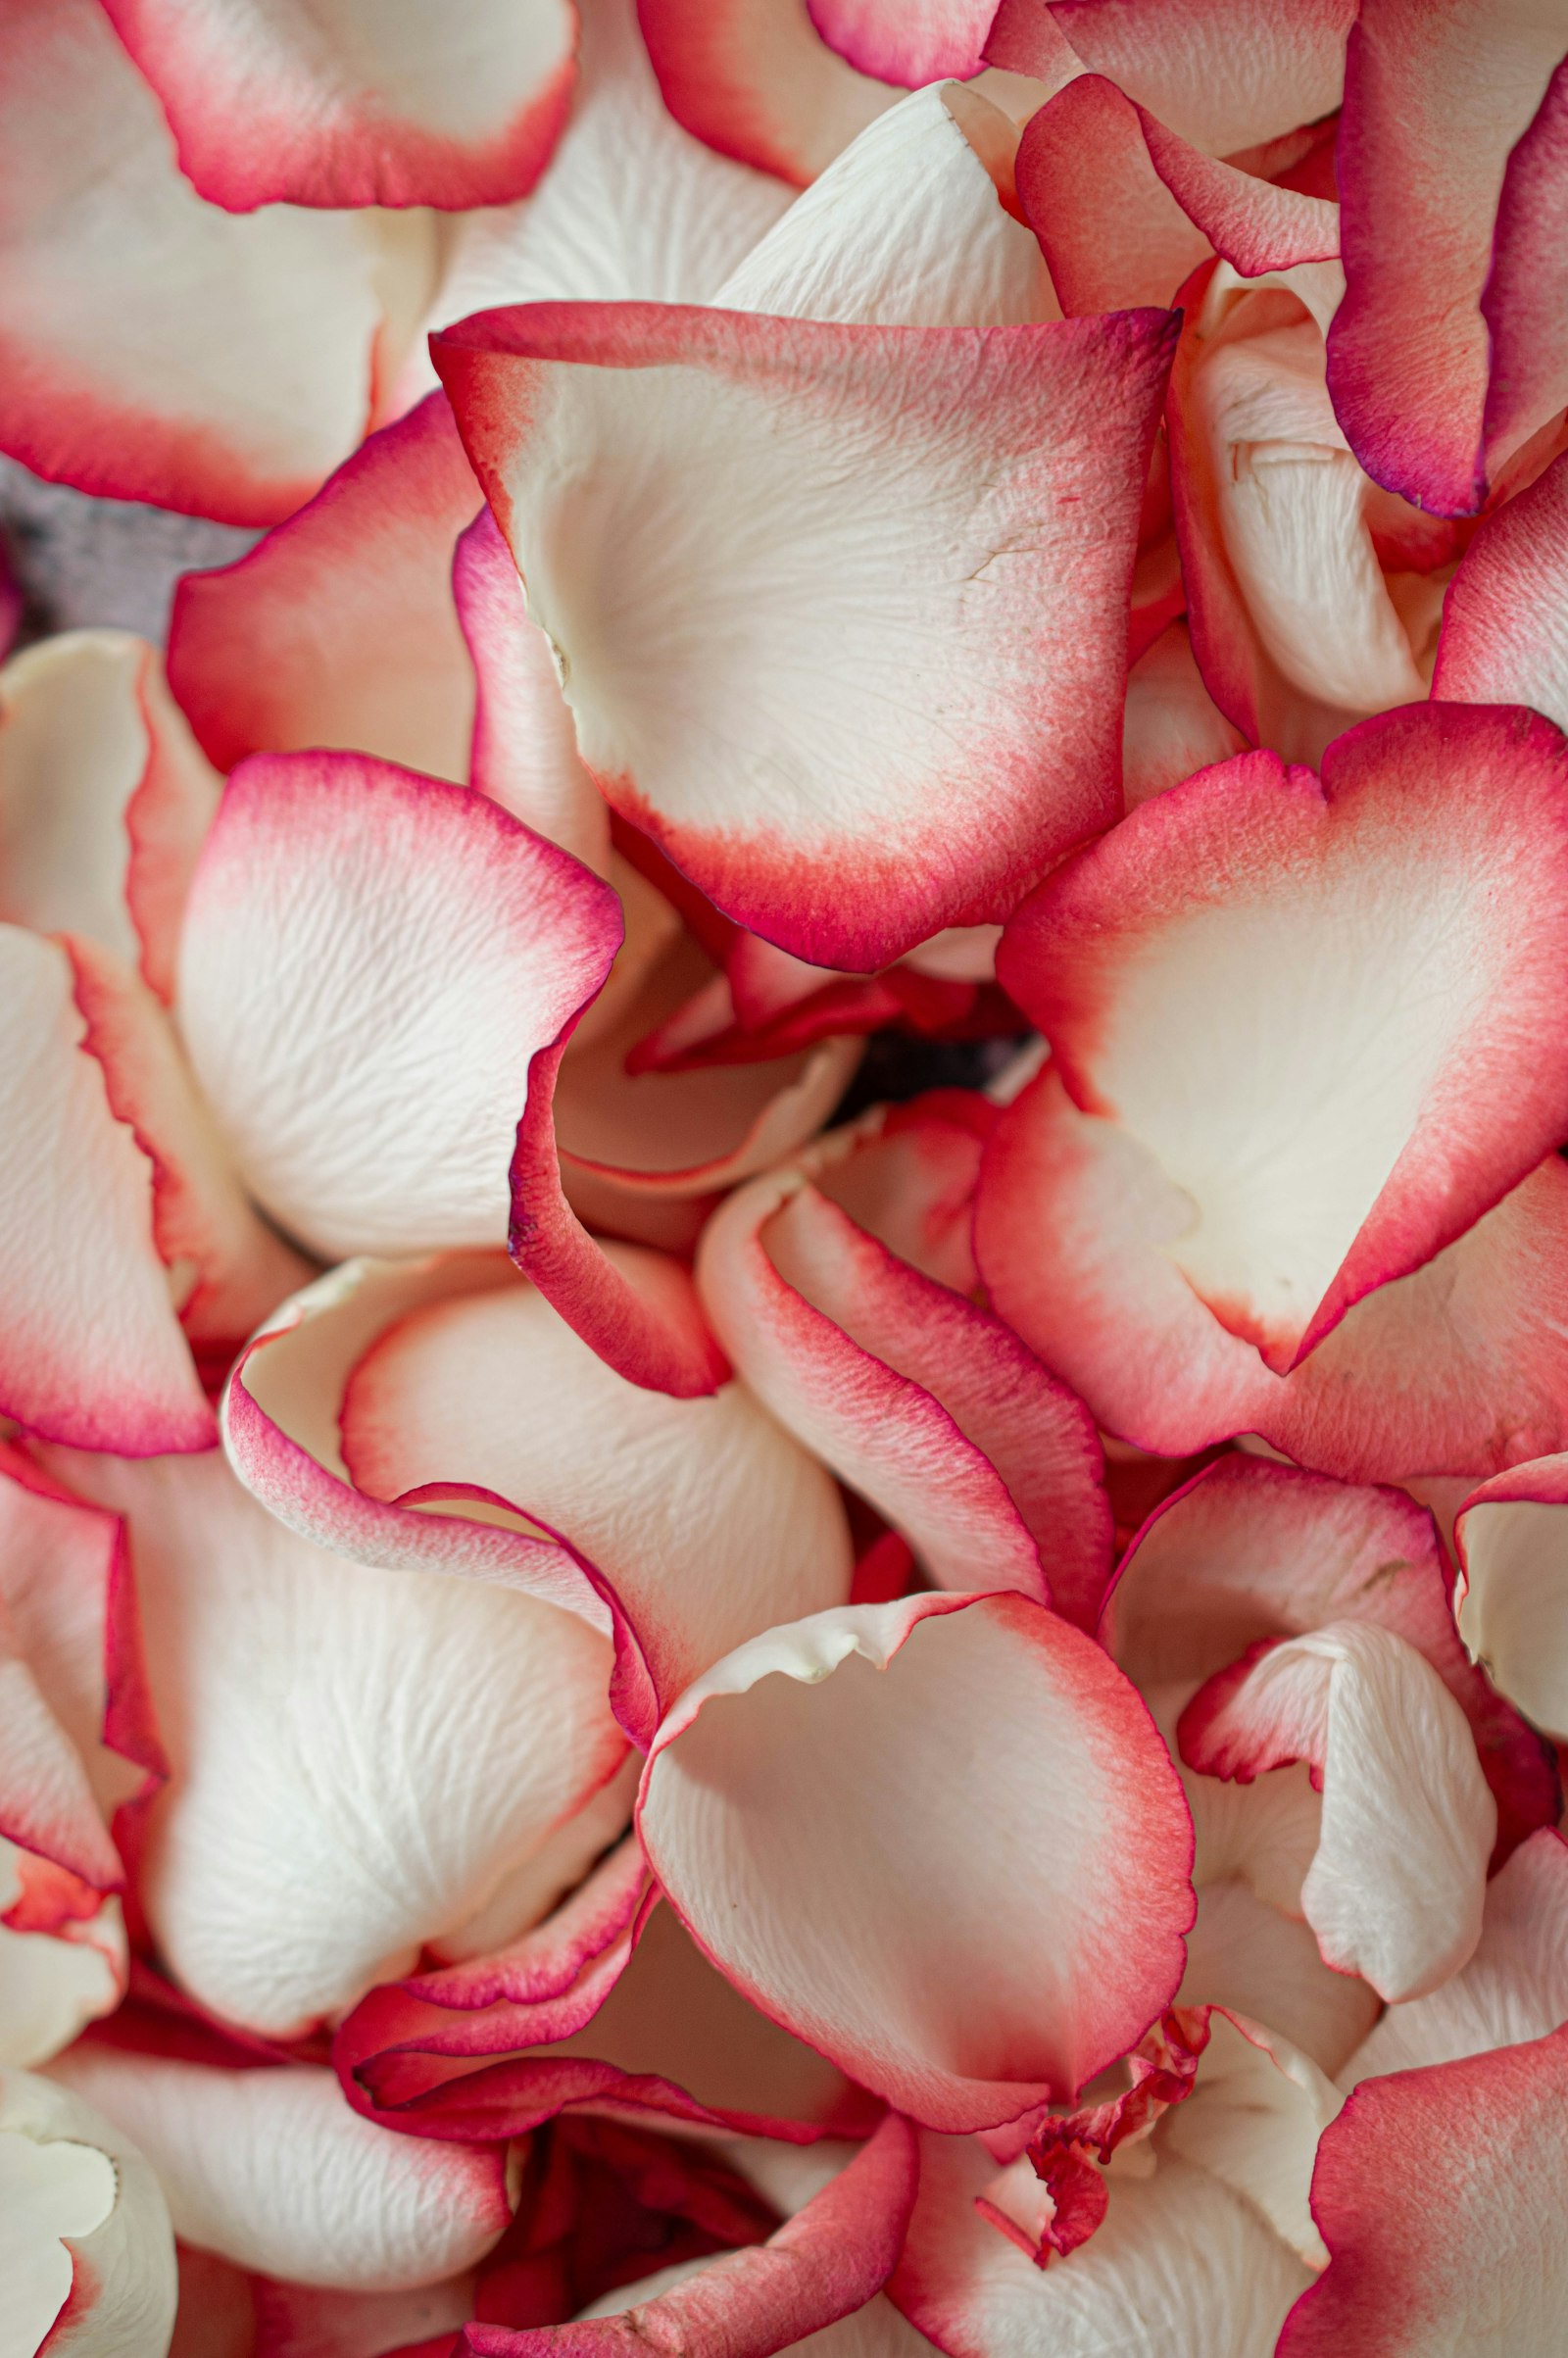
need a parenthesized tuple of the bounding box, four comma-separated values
(466, 2111, 918, 2357)
(224, 1250, 851, 1747)
(696, 1108, 1110, 1626)
(890, 2128, 1309, 2358)
(1328, 0, 1568, 514)
(1001, 710, 1568, 1375)
(339, 1891, 871, 2147)
(1276, 2020, 1568, 2356)
(1104, 1454, 1556, 1868)
(635, 0, 899, 185)
(1, 2063, 176, 2358)
(1432, 446, 1568, 733)
(167, 394, 482, 787)
(0, 926, 212, 1454)
(806, 0, 995, 84)
(433, 296, 1174, 970)
(1006, 0, 1353, 153)
(51, 1444, 628, 2043)
(979, 1071, 1568, 1483)
(175, 751, 620, 1262)
(0, 0, 433, 525)
(100, 0, 577, 212)
(50, 2047, 513, 2292)
(1455, 1452, 1568, 1743)
(638, 1594, 1193, 2133)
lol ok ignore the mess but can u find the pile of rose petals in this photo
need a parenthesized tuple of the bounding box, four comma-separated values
(6, 2, 1568, 2351)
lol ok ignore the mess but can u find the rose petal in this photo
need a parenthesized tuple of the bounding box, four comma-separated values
(1328, 0, 1568, 514)
(1276, 2021, 1568, 2356)
(0, 927, 211, 1454)
(639, 1594, 1193, 2132)
(635, 0, 897, 186)
(433, 298, 1174, 970)
(54, 1445, 626, 2041)
(175, 752, 620, 1262)
(992, 707, 1568, 1378)
(696, 1119, 1110, 1625)
(979, 1067, 1568, 1482)
(0, 0, 431, 524)
(891, 2132, 1309, 2358)
(1, 2062, 176, 2358)
(49, 2048, 512, 2293)
(167, 394, 481, 785)
(100, 0, 576, 211)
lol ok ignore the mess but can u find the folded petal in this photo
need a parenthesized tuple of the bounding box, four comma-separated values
(0, 926, 212, 1453)
(167, 394, 482, 786)
(1179, 1621, 1495, 2000)
(1431, 447, 1568, 733)
(635, 0, 897, 184)
(0, 2062, 176, 2358)
(49, 2049, 512, 2292)
(101, 0, 577, 211)
(1012, 0, 1352, 153)
(695, 1114, 1110, 1625)
(433, 297, 1175, 969)
(54, 1444, 627, 2040)
(891, 2131, 1309, 2358)
(1276, 2022, 1568, 2356)
(1328, 0, 1568, 514)
(713, 82, 1056, 328)
(1346, 1828, 1568, 2085)
(225, 1250, 851, 1746)
(979, 1068, 1568, 1481)
(466, 2110, 917, 2357)
(994, 707, 1568, 1377)
(0, 0, 434, 524)
(175, 752, 620, 1261)
(639, 1594, 1194, 2132)
(1103, 1453, 1555, 1861)
(1454, 1451, 1568, 1741)
(340, 1893, 868, 2145)
(0, 630, 219, 1001)
(1171, 291, 1430, 738)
